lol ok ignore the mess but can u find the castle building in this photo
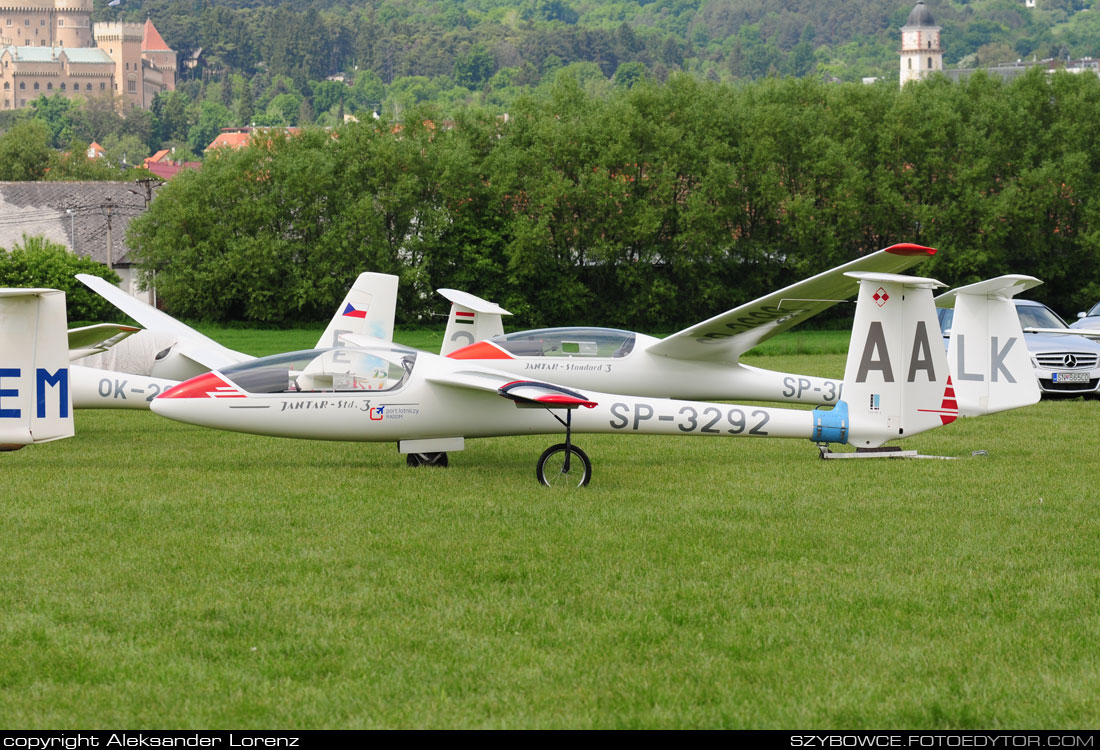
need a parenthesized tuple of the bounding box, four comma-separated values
(0, 0, 175, 110)
(900, 1, 943, 87)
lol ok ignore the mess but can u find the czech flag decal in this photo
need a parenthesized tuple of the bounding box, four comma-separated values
(342, 303, 368, 319)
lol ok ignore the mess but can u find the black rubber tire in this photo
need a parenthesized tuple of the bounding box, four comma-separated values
(536, 443, 592, 487)
(406, 452, 449, 468)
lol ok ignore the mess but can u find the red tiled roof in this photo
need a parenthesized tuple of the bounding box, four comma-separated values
(142, 19, 171, 52)
(205, 132, 252, 150)
(204, 127, 303, 152)
(143, 149, 171, 166)
(145, 161, 200, 180)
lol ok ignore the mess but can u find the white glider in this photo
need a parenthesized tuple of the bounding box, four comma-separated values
(150, 270, 1040, 486)
(437, 244, 937, 406)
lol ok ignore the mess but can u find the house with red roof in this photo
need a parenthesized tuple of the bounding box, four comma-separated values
(204, 126, 302, 152)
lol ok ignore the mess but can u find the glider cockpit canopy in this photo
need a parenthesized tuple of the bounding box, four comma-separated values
(490, 327, 637, 358)
(218, 346, 417, 393)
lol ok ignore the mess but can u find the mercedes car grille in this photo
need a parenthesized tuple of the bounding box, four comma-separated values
(1035, 352, 1099, 369)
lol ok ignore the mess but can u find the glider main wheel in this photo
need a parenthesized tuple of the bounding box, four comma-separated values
(406, 452, 449, 468)
(536, 443, 592, 488)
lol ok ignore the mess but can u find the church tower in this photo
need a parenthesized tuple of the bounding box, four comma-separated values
(900, 1, 942, 87)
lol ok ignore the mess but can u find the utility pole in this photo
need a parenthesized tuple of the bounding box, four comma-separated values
(129, 177, 158, 208)
(66, 208, 75, 254)
(103, 196, 114, 270)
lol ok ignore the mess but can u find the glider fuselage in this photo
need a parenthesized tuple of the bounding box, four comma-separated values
(445, 332, 846, 405)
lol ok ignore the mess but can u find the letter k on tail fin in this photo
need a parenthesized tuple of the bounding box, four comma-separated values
(935, 275, 1042, 416)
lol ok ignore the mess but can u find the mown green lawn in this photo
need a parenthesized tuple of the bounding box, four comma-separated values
(2, 330, 1098, 728)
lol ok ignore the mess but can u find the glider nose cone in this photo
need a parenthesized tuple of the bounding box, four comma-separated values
(152, 371, 246, 420)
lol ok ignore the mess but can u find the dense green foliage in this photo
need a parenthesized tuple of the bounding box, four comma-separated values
(0, 103, 149, 180)
(0, 236, 122, 320)
(130, 70, 1100, 328)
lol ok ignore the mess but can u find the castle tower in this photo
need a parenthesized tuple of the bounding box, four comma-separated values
(53, 0, 92, 48)
(141, 18, 175, 92)
(0, 0, 91, 48)
(94, 21, 142, 107)
(900, 1, 942, 87)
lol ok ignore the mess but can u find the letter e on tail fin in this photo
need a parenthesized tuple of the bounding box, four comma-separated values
(0, 288, 73, 448)
(317, 272, 399, 349)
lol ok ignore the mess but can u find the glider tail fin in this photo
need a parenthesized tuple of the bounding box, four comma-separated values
(0, 289, 73, 449)
(937, 275, 1042, 416)
(837, 273, 954, 448)
(438, 289, 512, 355)
(315, 272, 399, 349)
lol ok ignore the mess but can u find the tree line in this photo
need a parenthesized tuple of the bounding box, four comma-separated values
(128, 69, 1100, 330)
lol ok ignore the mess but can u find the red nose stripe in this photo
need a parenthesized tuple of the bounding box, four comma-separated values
(159, 371, 245, 399)
(447, 340, 513, 360)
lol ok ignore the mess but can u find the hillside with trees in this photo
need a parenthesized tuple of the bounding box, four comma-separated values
(4, 1, 1100, 167)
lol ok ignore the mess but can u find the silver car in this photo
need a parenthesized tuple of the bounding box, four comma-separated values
(938, 299, 1100, 397)
(1070, 300, 1100, 330)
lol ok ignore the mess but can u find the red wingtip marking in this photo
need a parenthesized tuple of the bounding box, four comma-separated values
(447, 340, 513, 360)
(536, 394, 599, 408)
(884, 243, 937, 256)
(940, 415, 957, 425)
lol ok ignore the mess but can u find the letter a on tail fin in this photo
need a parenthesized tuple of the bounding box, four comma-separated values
(438, 289, 512, 355)
(935, 275, 1042, 416)
(0, 288, 73, 449)
(841, 272, 953, 448)
(316, 272, 399, 349)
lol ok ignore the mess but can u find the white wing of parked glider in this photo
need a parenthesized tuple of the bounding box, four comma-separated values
(77, 274, 227, 347)
(75, 273, 246, 373)
(646, 243, 937, 363)
(68, 323, 141, 361)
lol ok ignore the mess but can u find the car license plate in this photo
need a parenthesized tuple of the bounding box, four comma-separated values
(1053, 371, 1089, 383)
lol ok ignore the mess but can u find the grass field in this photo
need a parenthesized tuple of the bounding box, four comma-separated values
(2, 328, 1099, 728)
